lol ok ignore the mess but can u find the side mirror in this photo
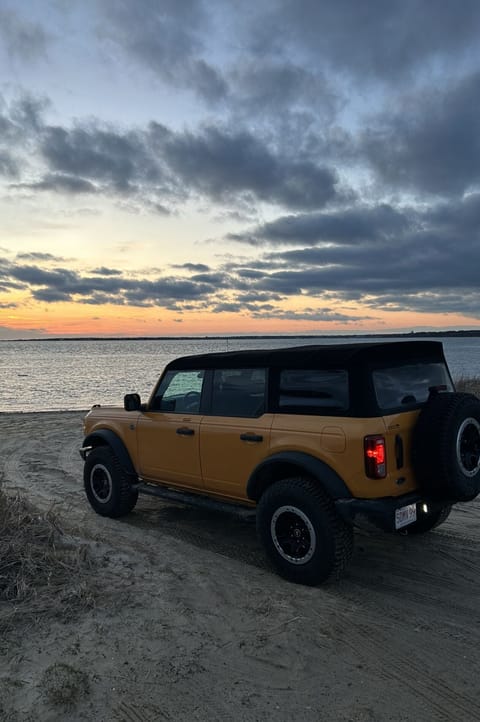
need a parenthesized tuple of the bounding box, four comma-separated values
(124, 393, 141, 411)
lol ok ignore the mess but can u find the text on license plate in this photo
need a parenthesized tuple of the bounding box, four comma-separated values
(395, 503, 417, 530)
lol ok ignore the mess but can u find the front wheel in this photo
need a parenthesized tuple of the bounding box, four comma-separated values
(84, 446, 138, 518)
(256, 477, 353, 586)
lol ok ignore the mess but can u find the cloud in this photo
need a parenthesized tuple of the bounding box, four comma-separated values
(0, 8, 50, 63)
(160, 125, 339, 210)
(97, 0, 227, 101)
(230, 204, 413, 246)
(0, 150, 18, 178)
(90, 267, 123, 276)
(40, 124, 162, 193)
(14, 173, 98, 194)
(2, 102, 343, 210)
(0, 94, 49, 177)
(173, 263, 210, 272)
(361, 72, 480, 196)
(251, 0, 480, 83)
(16, 252, 66, 262)
(228, 61, 338, 124)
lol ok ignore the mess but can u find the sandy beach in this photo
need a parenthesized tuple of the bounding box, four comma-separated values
(1, 411, 479, 721)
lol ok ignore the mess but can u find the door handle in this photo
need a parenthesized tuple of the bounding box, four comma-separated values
(240, 433, 263, 442)
(176, 427, 194, 436)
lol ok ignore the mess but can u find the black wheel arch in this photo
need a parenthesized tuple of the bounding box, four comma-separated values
(83, 429, 137, 480)
(247, 451, 351, 502)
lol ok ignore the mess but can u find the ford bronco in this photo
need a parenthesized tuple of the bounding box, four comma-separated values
(80, 341, 480, 585)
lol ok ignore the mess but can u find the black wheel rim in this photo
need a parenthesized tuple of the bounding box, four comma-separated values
(456, 418, 480, 477)
(90, 463, 113, 503)
(271, 505, 316, 565)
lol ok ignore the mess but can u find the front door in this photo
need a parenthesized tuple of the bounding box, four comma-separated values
(137, 368, 205, 490)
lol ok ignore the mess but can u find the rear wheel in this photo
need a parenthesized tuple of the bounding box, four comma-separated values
(84, 446, 138, 518)
(400, 504, 452, 535)
(256, 477, 353, 586)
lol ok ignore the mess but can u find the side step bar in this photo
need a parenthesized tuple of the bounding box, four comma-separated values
(132, 482, 256, 520)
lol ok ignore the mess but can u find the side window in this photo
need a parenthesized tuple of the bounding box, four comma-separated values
(151, 369, 204, 413)
(278, 369, 349, 413)
(211, 368, 266, 417)
(373, 362, 454, 411)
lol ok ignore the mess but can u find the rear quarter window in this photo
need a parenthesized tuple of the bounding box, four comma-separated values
(277, 369, 349, 413)
(373, 362, 453, 411)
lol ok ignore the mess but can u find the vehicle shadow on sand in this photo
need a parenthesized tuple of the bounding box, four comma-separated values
(116, 496, 479, 598)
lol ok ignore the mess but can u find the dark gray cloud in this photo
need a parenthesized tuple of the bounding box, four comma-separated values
(0, 94, 49, 179)
(90, 267, 123, 276)
(15, 173, 97, 194)
(0, 8, 50, 63)
(173, 263, 210, 272)
(228, 61, 338, 124)
(16, 252, 65, 262)
(230, 204, 413, 246)
(362, 72, 480, 196)
(0, 150, 17, 178)
(252, 1, 480, 83)
(40, 124, 162, 193)
(2, 105, 342, 211)
(98, 0, 227, 101)
(161, 126, 338, 210)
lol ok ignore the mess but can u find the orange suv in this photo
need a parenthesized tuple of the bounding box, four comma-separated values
(80, 341, 480, 585)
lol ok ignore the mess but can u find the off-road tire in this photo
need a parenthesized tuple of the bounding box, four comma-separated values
(400, 504, 452, 535)
(84, 446, 138, 517)
(256, 477, 354, 586)
(412, 392, 480, 502)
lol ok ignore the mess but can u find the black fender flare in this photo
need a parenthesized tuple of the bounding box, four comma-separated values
(246, 451, 351, 502)
(82, 429, 137, 479)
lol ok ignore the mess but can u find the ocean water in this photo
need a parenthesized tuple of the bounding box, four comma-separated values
(1, 336, 479, 413)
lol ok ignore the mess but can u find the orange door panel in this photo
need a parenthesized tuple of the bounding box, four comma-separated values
(200, 414, 274, 501)
(137, 412, 203, 489)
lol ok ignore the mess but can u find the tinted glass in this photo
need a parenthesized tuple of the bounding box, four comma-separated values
(211, 368, 266, 417)
(278, 369, 349, 411)
(373, 363, 453, 411)
(151, 369, 204, 413)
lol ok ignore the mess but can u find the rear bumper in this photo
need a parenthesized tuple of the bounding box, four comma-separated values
(335, 493, 448, 532)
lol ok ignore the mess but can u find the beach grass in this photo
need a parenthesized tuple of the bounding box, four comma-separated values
(0, 489, 97, 643)
(455, 376, 480, 396)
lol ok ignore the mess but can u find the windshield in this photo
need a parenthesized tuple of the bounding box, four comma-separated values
(373, 362, 453, 411)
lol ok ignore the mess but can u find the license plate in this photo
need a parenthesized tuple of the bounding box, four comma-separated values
(395, 503, 417, 530)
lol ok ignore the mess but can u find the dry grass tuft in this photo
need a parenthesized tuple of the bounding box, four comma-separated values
(41, 662, 90, 708)
(0, 489, 97, 641)
(455, 377, 480, 397)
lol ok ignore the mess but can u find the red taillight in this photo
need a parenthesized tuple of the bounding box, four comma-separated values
(364, 435, 387, 478)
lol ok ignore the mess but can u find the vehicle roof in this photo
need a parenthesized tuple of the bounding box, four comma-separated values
(166, 340, 447, 371)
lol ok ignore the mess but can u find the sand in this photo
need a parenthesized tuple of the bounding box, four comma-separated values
(1, 411, 479, 721)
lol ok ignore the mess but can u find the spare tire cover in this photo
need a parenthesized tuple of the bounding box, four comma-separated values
(412, 392, 480, 502)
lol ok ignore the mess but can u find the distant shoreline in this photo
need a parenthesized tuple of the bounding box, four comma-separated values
(3, 329, 480, 342)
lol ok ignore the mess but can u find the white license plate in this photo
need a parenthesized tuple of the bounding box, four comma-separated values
(395, 503, 417, 530)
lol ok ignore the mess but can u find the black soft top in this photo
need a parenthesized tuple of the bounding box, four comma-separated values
(166, 340, 447, 371)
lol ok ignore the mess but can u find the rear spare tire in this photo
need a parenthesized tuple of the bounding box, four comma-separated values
(256, 477, 353, 586)
(412, 392, 480, 502)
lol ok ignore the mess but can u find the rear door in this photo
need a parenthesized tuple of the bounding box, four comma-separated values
(199, 368, 273, 501)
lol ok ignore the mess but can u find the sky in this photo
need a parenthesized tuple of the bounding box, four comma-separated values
(1, 0, 480, 339)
